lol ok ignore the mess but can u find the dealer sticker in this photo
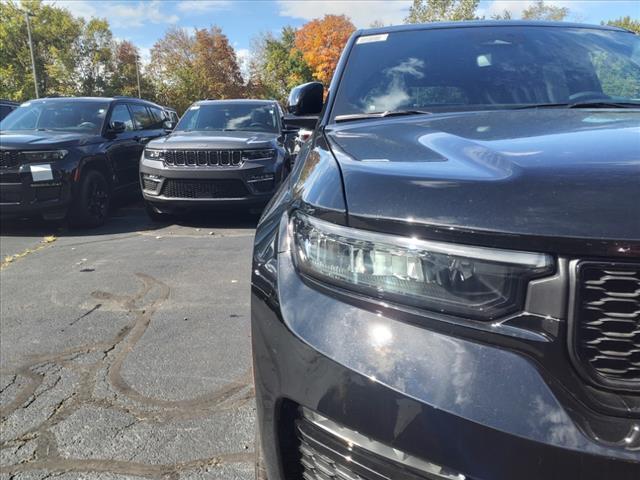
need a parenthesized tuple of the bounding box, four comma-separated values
(356, 33, 388, 45)
(30, 164, 53, 182)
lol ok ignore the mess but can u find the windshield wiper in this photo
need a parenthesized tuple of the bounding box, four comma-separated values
(335, 109, 432, 123)
(516, 101, 640, 110)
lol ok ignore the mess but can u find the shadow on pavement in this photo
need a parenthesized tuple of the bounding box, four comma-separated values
(0, 198, 261, 238)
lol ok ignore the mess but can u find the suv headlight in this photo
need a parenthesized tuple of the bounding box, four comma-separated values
(23, 150, 67, 162)
(144, 149, 165, 160)
(291, 212, 554, 320)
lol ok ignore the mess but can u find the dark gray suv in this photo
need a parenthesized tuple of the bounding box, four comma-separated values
(140, 99, 296, 219)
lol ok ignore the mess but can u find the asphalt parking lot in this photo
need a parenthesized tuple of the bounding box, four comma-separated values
(0, 201, 259, 480)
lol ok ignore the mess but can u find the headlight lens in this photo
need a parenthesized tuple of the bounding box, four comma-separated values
(242, 149, 276, 162)
(144, 149, 165, 160)
(291, 212, 554, 320)
(22, 150, 67, 162)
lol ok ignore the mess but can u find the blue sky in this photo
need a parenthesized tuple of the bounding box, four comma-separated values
(49, 0, 640, 67)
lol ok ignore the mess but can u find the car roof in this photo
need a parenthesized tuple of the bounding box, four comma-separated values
(358, 20, 631, 36)
(24, 96, 162, 107)
(196, 99, 277, 106)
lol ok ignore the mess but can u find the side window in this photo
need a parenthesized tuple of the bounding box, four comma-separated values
(108, 104, 134, 131)
(129, 104, 153, 130)
(148, 106, 165, 129)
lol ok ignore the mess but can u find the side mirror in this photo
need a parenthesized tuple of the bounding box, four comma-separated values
(288, 82, 323, 116)
(163, 119, 176, 131)
(108, 121, 126, 134)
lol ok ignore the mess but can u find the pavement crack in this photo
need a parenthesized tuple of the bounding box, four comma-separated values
(0, 272, 256, 477)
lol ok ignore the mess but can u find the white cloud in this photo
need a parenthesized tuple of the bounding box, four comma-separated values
(277, 0, 412, 28)
(176, 0, 232, 13)
(49, 1, 179, 27)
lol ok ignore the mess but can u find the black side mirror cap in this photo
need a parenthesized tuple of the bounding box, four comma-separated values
(283, 115, 318, 130)
(288, 82, 324, 116)
(163, 119, 176, 130)
(108, 121, 126, 134)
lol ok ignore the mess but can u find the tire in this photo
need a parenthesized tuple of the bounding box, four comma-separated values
(68, 170, 110, 228)
(144, 201, 170, 222)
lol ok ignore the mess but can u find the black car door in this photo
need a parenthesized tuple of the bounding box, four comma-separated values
(130, 104, 166, 145)
(104, 103, 141, 190)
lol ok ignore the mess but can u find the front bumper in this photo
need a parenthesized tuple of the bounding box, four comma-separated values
(140, 156, 282, 209)
(0, 160, 73, 219)
(251, 246, 640, 480)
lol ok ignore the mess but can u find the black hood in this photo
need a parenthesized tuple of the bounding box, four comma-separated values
(0, 130, 102, 148)
(148, 130, 278, 150)
(326, 109, 640, 242)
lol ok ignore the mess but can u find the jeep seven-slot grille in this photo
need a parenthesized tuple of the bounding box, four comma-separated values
(163, 149, 243, 167)
(160, 179, 248, 199)
(0, 150, 22, 169)
(574, 262, 640, 387)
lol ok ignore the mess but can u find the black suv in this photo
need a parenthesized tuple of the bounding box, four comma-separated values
(140, 99, 295, 219)
(0, 96, 170, 226)
(252, 22, 640, 480)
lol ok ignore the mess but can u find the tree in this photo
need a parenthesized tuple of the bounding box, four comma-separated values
(249, 27, 313, 102)
(404, 0, 479, 23)
(148, 28, 198, 113)
(604, 16, 640, 34)
(77, 18, 114, 96)
(108, 40, 154, 99)
(295, 15, 355, 87)
(0, 0, 82, 100)
(491, 10, 512, 20)
(192, 26, 244, 100)
(148, 25, 244, 114)
(522, 0, 568, 21)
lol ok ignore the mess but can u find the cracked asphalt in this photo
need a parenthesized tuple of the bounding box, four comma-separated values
(0, 202, 259, 479)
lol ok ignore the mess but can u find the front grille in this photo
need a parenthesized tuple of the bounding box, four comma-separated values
(0, 150, 22, 169)
(163, 149, 244, 167)
(574, 262, 640, 388)
(160, 179, 248, 199)
(0, 189, 21, 203)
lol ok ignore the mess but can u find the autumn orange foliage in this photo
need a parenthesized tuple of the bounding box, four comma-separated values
(294, 14, 355, 87)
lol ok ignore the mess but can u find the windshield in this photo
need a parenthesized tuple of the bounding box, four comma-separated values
(176, 103, 279, 133)
(0, 100, 109, 133)
(331, 26, 640, 120)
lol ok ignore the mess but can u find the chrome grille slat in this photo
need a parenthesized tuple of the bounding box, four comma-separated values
(162, 148, 274, 167)
(574, 262, 640, 387)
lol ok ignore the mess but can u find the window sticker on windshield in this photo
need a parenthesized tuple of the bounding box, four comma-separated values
(356, 33, 388, 45)
(30, 164, 53, 182)
(20, 102, 30, 107)
(190, 105, 200, 110)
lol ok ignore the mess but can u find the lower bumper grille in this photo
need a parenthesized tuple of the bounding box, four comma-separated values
(160, 179, 249, 199)
(296, 408, 466, 480)
(573, 261, 640, 389)
(0, 150, 22, 169)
